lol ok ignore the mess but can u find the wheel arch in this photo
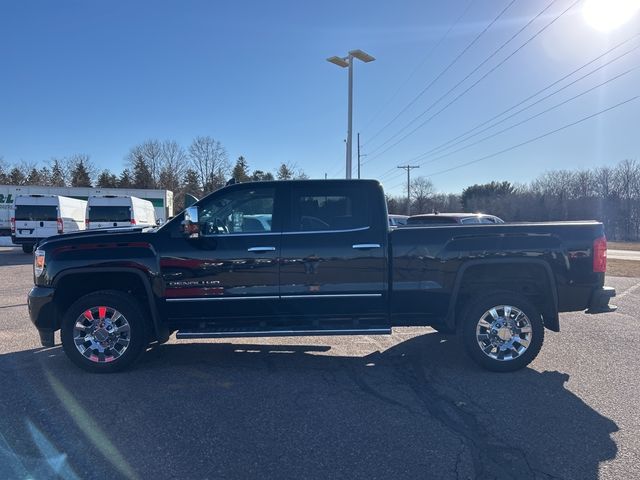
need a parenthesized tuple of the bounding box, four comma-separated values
(52, 267, 165, 342)
(446, 258, 559, 332)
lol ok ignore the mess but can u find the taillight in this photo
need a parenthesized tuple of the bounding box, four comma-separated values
(593, 236, 607, 273)
(57, 218, 63, 234)
(10, 217, 15, 234)
(130, 218, 136, 225)
(85, 219, 90, 228)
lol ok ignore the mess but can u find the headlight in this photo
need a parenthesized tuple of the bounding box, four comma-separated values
(34, 249, 45, 277)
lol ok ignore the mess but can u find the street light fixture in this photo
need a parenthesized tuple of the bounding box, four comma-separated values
(326, 49, 375, 179)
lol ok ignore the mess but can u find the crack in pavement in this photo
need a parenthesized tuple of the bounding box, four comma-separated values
(399, 355, 565, 480)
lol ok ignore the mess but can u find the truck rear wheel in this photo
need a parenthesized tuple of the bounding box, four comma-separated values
(61, 290, 148, 373)
(461, 292, 544, 372)
(22, 244, 33, 254)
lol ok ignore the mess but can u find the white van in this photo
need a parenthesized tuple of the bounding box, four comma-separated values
(86, 195, 156, 229)
(11, 195, 87, 253)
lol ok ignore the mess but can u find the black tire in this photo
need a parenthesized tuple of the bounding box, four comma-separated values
(22, 244, 33, 254)
(61, 290, 149, 373)
(460, 291, 544, 372)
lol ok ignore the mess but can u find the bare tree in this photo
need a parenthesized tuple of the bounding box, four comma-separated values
(188, 136, 230, 193)
(126, 140, 163, 188)
(409, 177, 435, 214)
(158, 140, 188, 193)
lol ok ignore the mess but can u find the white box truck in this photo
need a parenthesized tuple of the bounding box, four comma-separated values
(11, 195, 87, 253)
(86, 195, 156, 229)
(0, 185, 173, 236)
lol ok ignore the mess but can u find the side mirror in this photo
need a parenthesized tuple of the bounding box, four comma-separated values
(181, 206, 200, 238)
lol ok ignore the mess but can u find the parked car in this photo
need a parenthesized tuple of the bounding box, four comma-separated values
(11, 194, 87, 253)
(27, 179, 615, 373)
(86, 195, 156, 229)
(388, 214, 408, 226)
(407, 212, 504, 225)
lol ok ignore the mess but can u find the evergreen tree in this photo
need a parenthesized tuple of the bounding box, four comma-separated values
(118, 169, 134, 188)
(232, 156, 251, 183)
(39, 166, 51, 186)
(131, 154, 154, 188)
(26, 168, 43, 185)
(49, 159, 66, 187)
(0, 158, 8, 184)
(276, 163, 293, 180)
(251, 170, 275, 181)
(97, 169, 118, 188)
(8, 167, 26, 185)
(70, 159, 92, 187)
(182, 169, 202, 198)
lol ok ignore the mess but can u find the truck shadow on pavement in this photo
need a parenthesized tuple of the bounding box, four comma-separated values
(0, 332, 618, 480)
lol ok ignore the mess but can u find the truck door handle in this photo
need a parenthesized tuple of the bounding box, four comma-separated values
(352, 243, 381, 249)
(247, 246, 276, 253)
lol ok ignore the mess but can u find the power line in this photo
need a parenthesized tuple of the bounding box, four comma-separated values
(374, 32, 640, 183)
(361, 0, 477, 133)
(414, 66, 638, 169)
(405, 35, 640, 164)
(366, 0, 558, 156)
(365, 0, 581, 163)
(363, 0, 516, 148)
(424, 96, 638, 178)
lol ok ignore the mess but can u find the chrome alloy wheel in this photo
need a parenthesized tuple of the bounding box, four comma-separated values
(73, 306, 131, 363)
(475, 305, 533, 362)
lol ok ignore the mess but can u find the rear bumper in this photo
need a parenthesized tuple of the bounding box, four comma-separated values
(11, 236, 42, 246)
(27, 286, 57, 347)
(586, 286, 617, 314)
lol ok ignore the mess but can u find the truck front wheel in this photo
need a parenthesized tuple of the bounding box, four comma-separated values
(461, 292, 544, 372)
(61, 290, 148, 373)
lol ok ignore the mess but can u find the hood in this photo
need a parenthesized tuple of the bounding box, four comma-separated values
(37, 227, 154, 250)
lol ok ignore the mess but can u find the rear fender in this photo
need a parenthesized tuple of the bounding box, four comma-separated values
(446, 258, 559, 332)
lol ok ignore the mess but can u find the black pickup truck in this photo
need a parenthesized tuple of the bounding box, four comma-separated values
(28, 179, 616, 373)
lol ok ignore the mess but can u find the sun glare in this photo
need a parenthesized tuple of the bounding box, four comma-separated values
(583, 0, 640, 32)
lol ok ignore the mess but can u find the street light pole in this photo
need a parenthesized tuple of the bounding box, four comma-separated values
(327, 49, 375, 180)
(346, 53, 354, 179)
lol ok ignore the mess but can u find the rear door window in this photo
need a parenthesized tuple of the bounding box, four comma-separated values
(89, 206, 131, 222)
(15, 205, 57, 221)
(289, 186, 369, 232)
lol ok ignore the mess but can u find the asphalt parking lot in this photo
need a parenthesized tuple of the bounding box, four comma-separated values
(0, 245, 639, 480)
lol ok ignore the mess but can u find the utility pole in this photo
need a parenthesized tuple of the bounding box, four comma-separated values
(397, 165, 420, 215)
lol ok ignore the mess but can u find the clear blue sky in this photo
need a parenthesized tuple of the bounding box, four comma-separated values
(1, 0, 638, 195)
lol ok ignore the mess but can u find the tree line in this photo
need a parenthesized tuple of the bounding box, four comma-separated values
(0, 136, 306, 210)
(2, 142, 637, 240)
(387, 159, 640, 241)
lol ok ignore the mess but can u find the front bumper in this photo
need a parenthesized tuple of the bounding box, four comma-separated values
(586, 286, 617, 314)
(27, 286, 57, 347)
